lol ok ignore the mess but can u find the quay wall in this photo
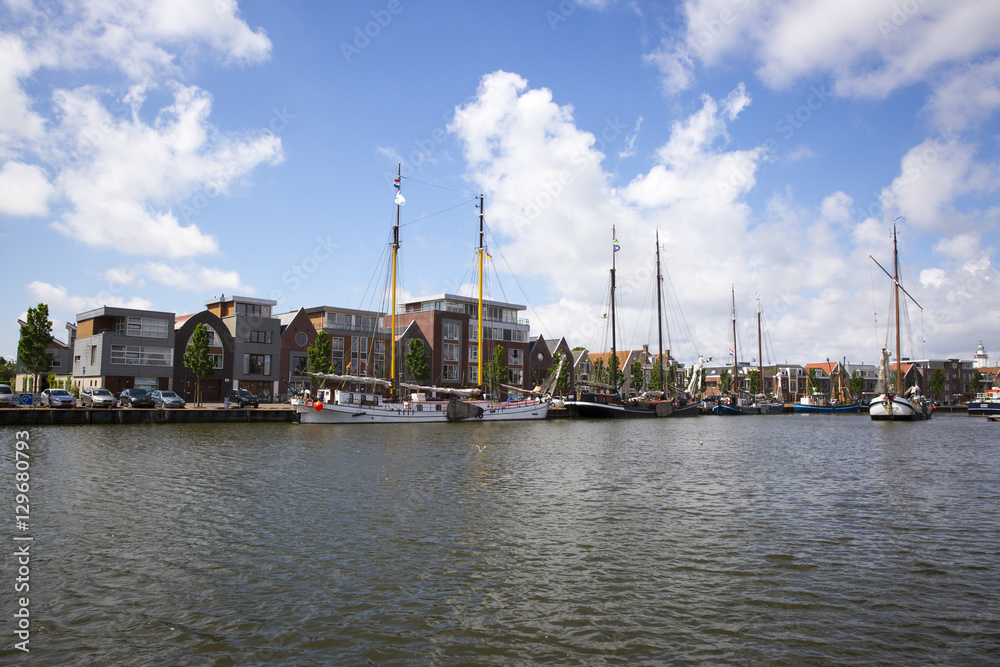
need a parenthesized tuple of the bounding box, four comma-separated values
(0, 408, 297, 426)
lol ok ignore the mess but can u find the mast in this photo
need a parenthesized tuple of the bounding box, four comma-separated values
(390, 163, 400, 395)
(757, 295, 763, 396)
(892, 220, 901, 395)
(655, 230, 664, 395)
(611, 226, 618, 391)
(477, 194, 485, 392)
(731, 286, 738, 395)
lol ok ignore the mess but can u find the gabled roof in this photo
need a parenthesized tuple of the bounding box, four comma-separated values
(804, 362, 836, 375)
(174, 313, 195, 328)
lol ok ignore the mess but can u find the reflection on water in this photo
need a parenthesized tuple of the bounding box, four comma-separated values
(2, 416, 998, 665)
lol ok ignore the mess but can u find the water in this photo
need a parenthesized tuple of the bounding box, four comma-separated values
(2, 415, 998, 665)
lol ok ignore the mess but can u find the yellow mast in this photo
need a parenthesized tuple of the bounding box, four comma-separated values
(477, 194, 485, 390)
(390, 164, 401, 387)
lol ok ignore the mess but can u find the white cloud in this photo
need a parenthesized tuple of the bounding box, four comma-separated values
(26, 281, 154, 316)
(0, 161, 54, 216)
(140, 261, 252, 293)
(927, 56, 1000, 132)
(49, 83, 283, 257)
(449, 71, 773, 358)
(648, 0, 1000, 101)
(0, 34, 46, 146)
(880, 138, 1000, 229)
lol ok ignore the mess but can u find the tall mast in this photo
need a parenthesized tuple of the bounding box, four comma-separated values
(390, 163, 400, 395)
(611, 226, 618, 390)
(893, 220, 901, 395)
(731, 286, 738, 395)
(655, 230, 664, 394)
(757, 294, 763, 396)
(477, 194, 485, 391)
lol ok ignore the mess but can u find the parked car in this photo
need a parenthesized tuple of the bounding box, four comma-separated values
(41, 388, 77, 408)
(226, 389, 258, 408)
(151, 390, 186, 409)
(119, 388, 155, 408)
(81, 387, 116, 409)
(0, 384, 14, 407)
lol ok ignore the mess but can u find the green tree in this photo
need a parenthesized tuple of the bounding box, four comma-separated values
(18, 303, 53, 394)
(747, 369, 761, 394)
(592, 357, 606, 385)
(183, 323, 216, 406)
(807, 368, 819, 393)
(630, 359, 644, 394)
(700, 367, 707, 394)
(0, 357, 15, 384)
(649, 359, 662, 391)
(966, 370, 983, 396)
(930, 368, 946, 402)
(666, 363, 677, 390)
(308, 331, 332, 374)
(719, 368, 732, 393)
(482, 344, 507, 391)
(404, 338, 430, 384)
(850, 370, 864, 399)
(608, 353, 620, 388)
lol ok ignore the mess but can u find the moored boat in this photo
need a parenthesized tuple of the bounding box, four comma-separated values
(968, 388, 1000, 416)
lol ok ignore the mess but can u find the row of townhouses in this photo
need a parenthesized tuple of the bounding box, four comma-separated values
(14, 295, 998, 405)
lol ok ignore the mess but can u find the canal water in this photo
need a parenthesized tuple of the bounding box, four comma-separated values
(2, 415, 998, 665)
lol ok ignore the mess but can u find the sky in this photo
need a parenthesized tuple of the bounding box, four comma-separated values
(2, 0, 999, 369)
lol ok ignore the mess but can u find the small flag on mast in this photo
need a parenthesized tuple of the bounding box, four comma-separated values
(613, 239, 620, 253)
(394, 175, 405, 204)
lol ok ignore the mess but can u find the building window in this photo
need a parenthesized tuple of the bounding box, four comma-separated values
(470, 366, 478, 384)
(110, 345, 172, 366)
(243, 354, 271, 376)
(372, 340, 385, 378)
(292, 356, 307, 376)
(90, 346, 97, 365)
(442, 364, 460, 382)
(296, 332, 308, 347)
(117, 316, 168, 339)
(469, 344, 478, 363)
(508, 349, 522, 365)
(208, 354, 224, 370)
(508, 368, 523, 385)
(469, 323, 478, 342)
(51, 357, 61, 368)
(443, 320, 461, 341)
(246, 330, 272, 344)
(135, 377, 158, 391)
(331, 337, 344, 373)
(236, 303, 271, 318)
(443, 343, 459, 362)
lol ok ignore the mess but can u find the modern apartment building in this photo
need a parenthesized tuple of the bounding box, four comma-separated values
(304, 305, 390, 379)
(205, 295, 281, 401)
(397, 293, 531, 391)
(72, 307, 176, 394)
(173, 311, 235, 403)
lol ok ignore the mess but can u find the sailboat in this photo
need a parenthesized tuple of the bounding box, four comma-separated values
(714, 289, 783, 415)
(297, 181, 547, 423)
(793, 358, 862, 414)
(868, 219, 932, 421)
(565, 228, 660, 418)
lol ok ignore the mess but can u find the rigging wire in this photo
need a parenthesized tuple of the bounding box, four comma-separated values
(483, 224, 552, 339)
(400, 176, 478, 197)
(400, 198, 478, 227)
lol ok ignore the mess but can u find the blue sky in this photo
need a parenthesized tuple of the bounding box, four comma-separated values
(2, 0, 998, 368)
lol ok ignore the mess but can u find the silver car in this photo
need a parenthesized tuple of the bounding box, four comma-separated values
(151, 390, 186, 409)
(81, 387, 116, 408)
(0, 384, 14, 407)
(41, 388, 77, 408)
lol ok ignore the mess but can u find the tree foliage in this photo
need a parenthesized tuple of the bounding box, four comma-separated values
(930, 368, 946, 400)
(0, 357, 15, 385)
(666, 363, 677, 389)
(850, 370, 864, 399)
(18, 304, 53, 393)
(404, 338, 430, 383)
(548, 350, 570, 393)
(184, 323, 216, 406)
(747, 369, 761, 394)
(308, 331, 332, 374)
(482, 344, 507, 389)
(630, 359, 644, 394)
(592, 357, 606, 385)
(719, 368, 732, 393)
(966, 370, 983, 395)
(649, 359, 662, 391)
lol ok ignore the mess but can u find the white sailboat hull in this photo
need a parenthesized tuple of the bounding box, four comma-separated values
(869, 394, 932, 421)
(296, 398, 549, 424)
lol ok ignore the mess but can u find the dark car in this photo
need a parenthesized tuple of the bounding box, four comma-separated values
(226, 389, 258, 408)
(119, 388, 155, 408)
